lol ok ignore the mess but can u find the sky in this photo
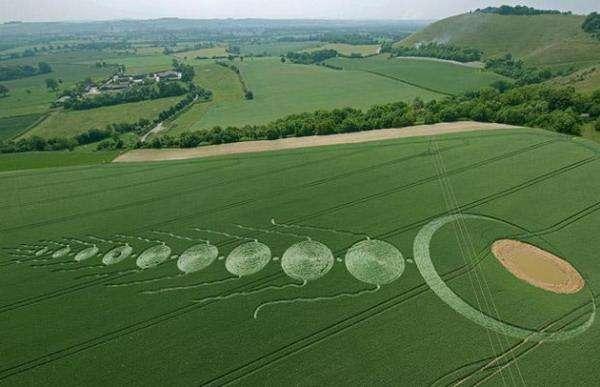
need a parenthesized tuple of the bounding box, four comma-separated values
(0, 0, 597, 22)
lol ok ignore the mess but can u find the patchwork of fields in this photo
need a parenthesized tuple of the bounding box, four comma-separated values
(326, 55, 509, 95)
(1, 127, 599, 385)
(168, 57, 445, 133)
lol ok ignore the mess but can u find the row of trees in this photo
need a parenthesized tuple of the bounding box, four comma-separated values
(475, 6, 571, 15)
(484, 54, 572, 85)
(582, 12, 600, 39)
(62, 81, 192, 110)
(0, 118, 151, 153)
(140, 84, 600, 150)
(0, 61, 52, 81)
(392, 43, 482, 63)
(286, 49, 339, 64)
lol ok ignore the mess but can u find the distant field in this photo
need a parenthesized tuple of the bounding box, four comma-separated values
(100, 54, 174, 74)
(1, 127, 599, 385)
(326, 55, 510, 95)
(238, 41, 323, 56)
(24, 97, 182, 139)
(167, 57, 441, 133)
(400, 13, 600, 69)
(173, 46, 229, 59)
(0, 150, 118, 172)
(306, 43, 381, 56)
(0, 113, 44, 141)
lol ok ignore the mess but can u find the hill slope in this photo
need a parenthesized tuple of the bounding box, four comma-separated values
(399, 12, 600, 68)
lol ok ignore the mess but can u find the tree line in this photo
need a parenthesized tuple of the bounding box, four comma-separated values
(286, 49, 339, 64)
(140, 84, 600, 150)
(60, 81, 192, 110)
(392, 43, 482, 62)
(484, 54, 573, 85)
(0, 61, 52, 81)
(583, 12, 600, 39)
(475, 6, 571, 16)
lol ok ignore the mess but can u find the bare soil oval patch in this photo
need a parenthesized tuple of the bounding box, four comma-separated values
(491, 239, 585, 294)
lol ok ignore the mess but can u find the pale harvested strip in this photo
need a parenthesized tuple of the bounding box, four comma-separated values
(114, 121, 520, 163)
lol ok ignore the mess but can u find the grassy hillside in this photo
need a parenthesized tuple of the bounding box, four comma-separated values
(326, 55, 510, 95)
(167, 57, 441, 134)
(0, 128, 599, 384)
(400, 12, 600, 68)
(549, 65, 600, 94)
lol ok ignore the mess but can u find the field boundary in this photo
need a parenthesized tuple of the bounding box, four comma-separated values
(114, 121, 521, 163)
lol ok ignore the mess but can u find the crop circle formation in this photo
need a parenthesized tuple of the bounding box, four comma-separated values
(177, 244, 219, 274)
(102, 244, 133, 265)
(225, 241, 271, 277)
(281, 240, 334, 282)
(136, 244, 172, 269)
(413, 213, 595, 342)
(345, 239, 405, 285)
(74, 246, 99, 262)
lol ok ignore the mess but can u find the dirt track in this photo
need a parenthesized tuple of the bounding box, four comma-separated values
(114, 121, 519, 163)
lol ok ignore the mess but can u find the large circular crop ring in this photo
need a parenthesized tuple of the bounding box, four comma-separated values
(413, 213, 595, 342)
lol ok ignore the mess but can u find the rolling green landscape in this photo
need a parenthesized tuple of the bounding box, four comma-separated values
(1, 128, 599, 385)
(167, 57, 443, 133)
(399, 12, 600, 69)
(1, 3, 600, 385)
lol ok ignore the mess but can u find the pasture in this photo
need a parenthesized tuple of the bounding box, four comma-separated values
(167, 57, 442, 133)
(0, 113, 44, 141)
(238, 41, 323, 56)
(0, 62, 114, 118)
(24, 97, 182, 139)
(173, 46, 229, 59)
(1, 126, 599, 385)
(326, 55, 510, 95)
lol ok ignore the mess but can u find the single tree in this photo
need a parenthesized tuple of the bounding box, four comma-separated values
(37, 61, 52, 74)
(45, 78, 59, 92)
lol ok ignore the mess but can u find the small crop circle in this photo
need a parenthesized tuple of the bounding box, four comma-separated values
(225, 241, 271, 277)
(177, 244, 219, 274)
(102, 245, 133, 265)
(136, 245, 172, 269)
(281, 240, 334, 282)
(74, 246, 99, 262)
(345, 239, 405, 285)
(52, 246, 71, 258)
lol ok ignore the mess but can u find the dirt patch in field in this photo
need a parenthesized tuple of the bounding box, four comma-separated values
(114, 121, 519, 163)
(491, 239, 585, 294)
